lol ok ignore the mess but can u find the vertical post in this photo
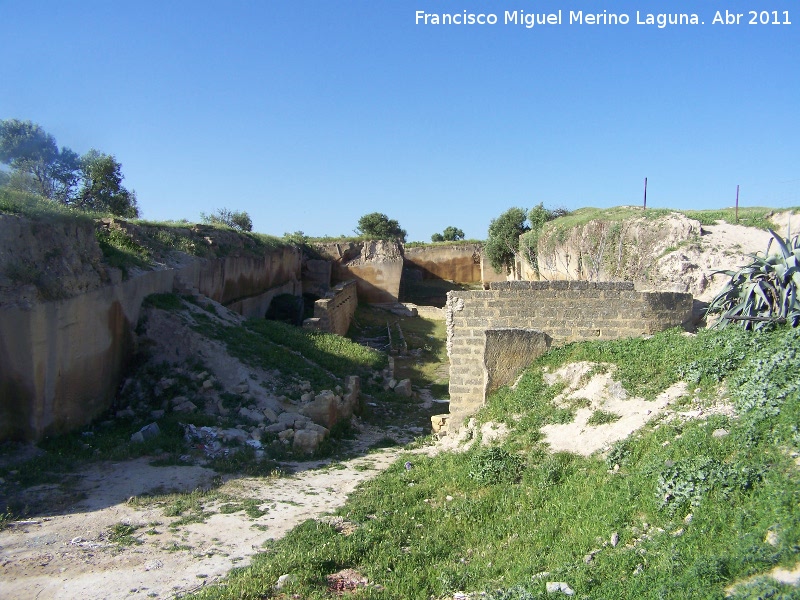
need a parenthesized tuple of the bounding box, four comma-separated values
(643, 177, 648, 210)
(735, 184, 740, 223)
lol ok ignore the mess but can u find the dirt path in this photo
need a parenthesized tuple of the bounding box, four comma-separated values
(0, 436, 408, 599)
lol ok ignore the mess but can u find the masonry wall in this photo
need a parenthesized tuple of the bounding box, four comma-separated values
(445, 281, 693, 428)
(303, 280, 358, 336)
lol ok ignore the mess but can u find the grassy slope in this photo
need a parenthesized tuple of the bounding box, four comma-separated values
(189, 324, 800, 600)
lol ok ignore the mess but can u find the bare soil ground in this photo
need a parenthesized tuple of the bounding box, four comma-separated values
(0, 422, 415, 599)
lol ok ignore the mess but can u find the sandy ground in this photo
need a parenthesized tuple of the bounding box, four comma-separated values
(0, 426, 412, 600)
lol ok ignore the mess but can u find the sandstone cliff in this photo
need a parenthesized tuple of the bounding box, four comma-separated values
(529, 209, 797, 302)
(0, 215, 301, 441)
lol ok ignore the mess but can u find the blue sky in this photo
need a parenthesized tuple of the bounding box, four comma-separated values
(1, 0, 798, 241)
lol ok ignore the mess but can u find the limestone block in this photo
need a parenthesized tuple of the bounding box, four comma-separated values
(483, 329, 552, 397)
(238, 407, 265, 423)
(221, 428, 249, 443)
(293, 429, 323, 454)
(301, 390, 338, 428)
(265, 422, 288, 434)
(431, 414, 448, 434)
(278, 411, 305, 425)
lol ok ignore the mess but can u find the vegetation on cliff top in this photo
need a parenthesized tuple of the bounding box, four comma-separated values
(0, 119, 139, 218)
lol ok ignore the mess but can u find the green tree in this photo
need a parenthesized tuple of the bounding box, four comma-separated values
(521, 203, 570, 274)
(0, 119, 81, 200)
(356, 212, 406, 242)
(442, 226, 465, 241)
(431, 233, 445, 242)
(484, 207, 529, 274)
(77, 150, 139, 218)
(201, 207, 253, 232)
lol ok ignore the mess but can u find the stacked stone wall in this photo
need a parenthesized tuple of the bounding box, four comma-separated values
(304, 280, 358, 336)
(446, 281, 693, 427)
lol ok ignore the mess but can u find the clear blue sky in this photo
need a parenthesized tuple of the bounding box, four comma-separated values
(1, 0, 798, 242)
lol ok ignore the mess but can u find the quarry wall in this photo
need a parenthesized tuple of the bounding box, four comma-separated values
(445, 281, 693, 428)
(303, 279, 358, 337)
(403, 244, 483, 283)
(313, 240, 403, 303)
(0, 216, 302, 441)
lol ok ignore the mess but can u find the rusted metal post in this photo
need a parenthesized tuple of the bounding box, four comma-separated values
(735, 184, 740, 223)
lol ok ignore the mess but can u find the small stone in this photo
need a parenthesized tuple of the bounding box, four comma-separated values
(234, 383, 249, 394)
(130, 431, 145, 444)
(633, 564, 644, 575)
(711, 428, 729, 438)
(262, 408, 278, 423)
(671, 528, 685, 537)
(278, 429, 294, 441)
(394, 379, 413, 397)
(765, 530, 780, 547)
(173, 400, 197, 413)
(300, 392, 315, 403)
(545, 582, 574, 595)
(139, 422, 160, 439)
(445, 495, 453, 502)
(684, 513, 693, 524)
(275, 574, 294, 590)
(610, 532, 619, 547)
(202, 379, 213, 389)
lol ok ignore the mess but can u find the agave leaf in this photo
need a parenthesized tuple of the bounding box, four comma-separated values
(769, 229, 792, 259)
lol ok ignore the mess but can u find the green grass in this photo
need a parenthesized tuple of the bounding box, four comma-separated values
(0, 186, 97, 222)
(586, 409, 622, 426)
(542, 205, 797, 236)
(404, 239, 484, 248)
(107, 522, 142, 546)
(193, 313, 387, 392)
(186, 323, 800, 600)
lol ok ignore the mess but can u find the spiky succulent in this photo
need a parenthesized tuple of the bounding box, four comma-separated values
(706, 229, 800, 330)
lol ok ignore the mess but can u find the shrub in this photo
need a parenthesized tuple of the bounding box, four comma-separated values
(706, 229, 800, 329)
(468, 446, 525, 485)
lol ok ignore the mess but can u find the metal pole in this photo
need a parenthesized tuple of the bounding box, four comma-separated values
(735, 184, 740, 223)
(643, 177, 647, 210)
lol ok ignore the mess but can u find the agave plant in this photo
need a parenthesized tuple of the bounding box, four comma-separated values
(706, 229, 800, 330)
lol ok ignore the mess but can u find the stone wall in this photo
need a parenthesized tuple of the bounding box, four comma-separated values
(303, 280, 358, 336)
(445, 281, 693, 428)
(403, 244, 483, 283)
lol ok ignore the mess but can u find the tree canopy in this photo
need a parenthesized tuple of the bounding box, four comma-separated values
(201, 207, 253, 231)
(431, 226, 465, 242)
(484, 207, 529, 274)
(0, 119, 139, 217)
(356, 212, 406, 242)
